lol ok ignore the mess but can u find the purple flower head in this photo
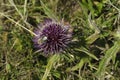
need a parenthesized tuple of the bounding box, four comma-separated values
(33, 18, 72, 54)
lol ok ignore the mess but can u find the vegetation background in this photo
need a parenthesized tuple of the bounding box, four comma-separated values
(0, 0, 120, 80)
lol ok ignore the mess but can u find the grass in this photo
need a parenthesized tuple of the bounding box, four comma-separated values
(0, 0, 120, 80)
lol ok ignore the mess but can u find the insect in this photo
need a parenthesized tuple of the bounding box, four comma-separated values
(38, 36, 48, 44)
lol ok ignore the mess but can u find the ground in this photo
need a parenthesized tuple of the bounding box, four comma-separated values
(0, 0, 120, 80)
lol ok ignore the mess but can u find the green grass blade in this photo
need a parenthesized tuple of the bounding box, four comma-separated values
(96, 40, 120, 79)
(40, 0, 58, 20)
(9, 0, 24, 19)
(0, 13, 37, 36)
(42, 54, 60, 80)
(75, 47, 98, 60)
(66, 58, 87, 71)
(0, 26, 2, 31)
(86, 33, 100, 44)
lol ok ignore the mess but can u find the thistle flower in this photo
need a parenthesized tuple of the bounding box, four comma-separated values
(33, 18, 72, 54)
